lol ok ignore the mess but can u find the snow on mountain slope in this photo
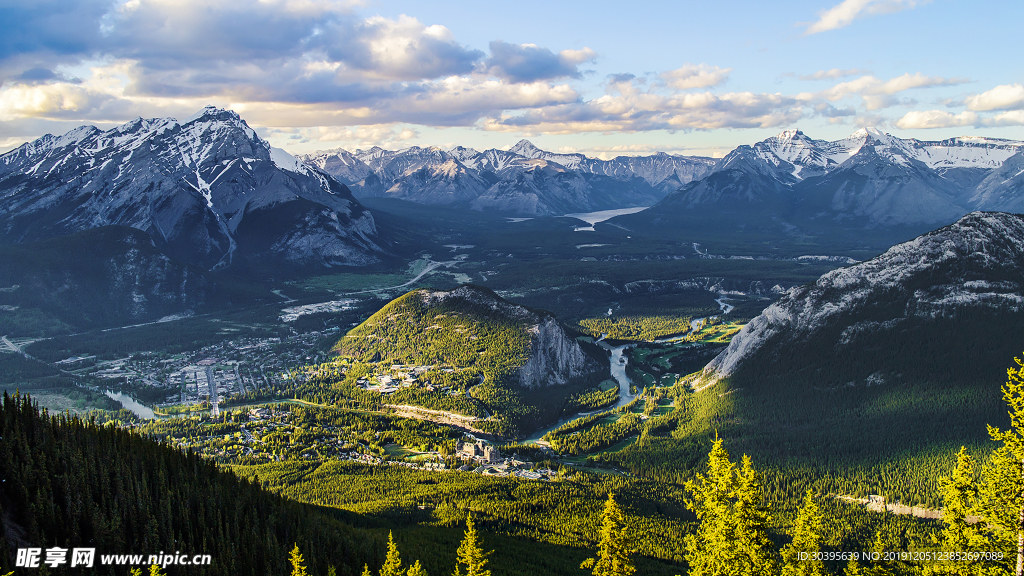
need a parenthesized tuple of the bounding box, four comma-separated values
(296, 148, 373, 185)
(702, 211, 1024, 385)
(0, 107, 386, 271)
(303, 139, 712, 212)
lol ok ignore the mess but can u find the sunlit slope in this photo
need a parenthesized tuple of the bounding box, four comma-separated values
(606, 213, 1024, 507)
(332, 285, 605, 434)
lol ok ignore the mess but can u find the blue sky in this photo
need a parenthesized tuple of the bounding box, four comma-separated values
(1, 0, 1022, 157)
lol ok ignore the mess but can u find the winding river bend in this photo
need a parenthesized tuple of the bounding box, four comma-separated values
(105, 391, 155, 419)
(525, 342, 635, 444)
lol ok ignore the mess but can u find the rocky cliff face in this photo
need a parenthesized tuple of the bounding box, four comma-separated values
(517, 316, 597, 389)
(700, 211, 1024, 388)
(0, 107, 388, 271)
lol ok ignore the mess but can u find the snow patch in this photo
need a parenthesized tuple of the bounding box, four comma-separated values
(270, 146, 308, 174)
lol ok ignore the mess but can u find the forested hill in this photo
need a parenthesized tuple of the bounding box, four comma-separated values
(0, 393, 380, 575)
(331, 285, 605, 434)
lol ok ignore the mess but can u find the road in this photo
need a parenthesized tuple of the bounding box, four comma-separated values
(343, 259, 459, 295)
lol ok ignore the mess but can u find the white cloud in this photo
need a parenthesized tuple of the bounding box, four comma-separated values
(895, 109, 978, 129)
(798, 68, 869, 80)
(481, 90, 803, 134)
(804, 0, 929, 35)
(661, 64, 732, 90)
(965, 84, 1024, 112)
(987, 110, 1024, 127)
(805, 73, 968, 110)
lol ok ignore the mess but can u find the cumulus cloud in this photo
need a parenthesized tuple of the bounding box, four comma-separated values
(484, 41, 596, 83)
(985, 111, 1024, 127)
(806, 73, 968, 110)
(895, 109, 979, 129)
(965, 84, 1024, 112)
(661, 64, 731, 90)
(804, 0, 929, 35)
(481, 90, 803, 134)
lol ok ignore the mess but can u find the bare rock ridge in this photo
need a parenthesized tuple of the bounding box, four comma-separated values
(700, 211, 1024, 388)
(0, 106, 388, 271)
(299, 140, 717, 216)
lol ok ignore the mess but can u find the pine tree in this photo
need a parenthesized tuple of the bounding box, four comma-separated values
(362, 565, 373, 576)
(290, 543, 310, 576)
(684, 437, 735, 576)
(980, 355, 1024, 576)
(843, 557, 864, 576)
(734, 455, 777, 576)
(328, 567, 337, 576)
(926, 447, 993, 575)
(149, 565, 164, 576)
(380, 531, 403, 576)
(453, 514, 491, 576)
(865, 526, 903, 576)
(580, 493, 635, 576)
(683, 437, 777, 576)
(407, 560, 429, 576)
(780, 490, 826, 576)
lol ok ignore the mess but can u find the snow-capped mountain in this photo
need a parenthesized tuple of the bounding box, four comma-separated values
(0, 107, 387, 271)
(297, 139, 715, 216)
(612, 127, 1024, 245)
(382, 159, 495, 205)
(700, 211, 1024, 388)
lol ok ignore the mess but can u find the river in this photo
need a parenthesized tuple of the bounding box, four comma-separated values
(105, 391, 155, 419)
(524, 343, 635, 444)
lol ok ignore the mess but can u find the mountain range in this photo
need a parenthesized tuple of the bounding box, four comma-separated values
(299, 140, 716, 216)
(0, 107, 390, 272)
(611, 128, 1024, 250)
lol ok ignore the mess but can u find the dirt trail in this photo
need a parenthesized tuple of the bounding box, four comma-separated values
(385, 404, 491, 435)
(835, 495, 947, 521)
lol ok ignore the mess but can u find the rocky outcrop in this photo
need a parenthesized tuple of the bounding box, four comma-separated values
(0, 107, 388, 271)
(699, 211, 1024, 388)
(517, 316, 598, 388)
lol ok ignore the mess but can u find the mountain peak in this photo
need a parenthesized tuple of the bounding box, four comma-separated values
(510, 139, 544, 158)
(850, 127, 888, 141)
(774, 129, 806, 141)
(182, 105, 242, 125)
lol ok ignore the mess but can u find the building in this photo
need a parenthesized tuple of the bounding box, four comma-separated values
(456, 440, 500, 463)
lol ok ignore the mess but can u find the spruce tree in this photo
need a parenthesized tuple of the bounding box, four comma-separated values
(684, 437, 735, 576)
(980, 355, 1024, 576)
(453, 514, 492, 576)
(407, 560, 428, 576)
(734, 455, 778, 576)
(380, 531, 403, 576)
(580, 493, 635, 576)
(290, 543, 310, 576)
(780, 490, 826, 576)
(362, 565, 373, 576)
(927, 447, 993, 575)
(684, 437, 777, 576)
